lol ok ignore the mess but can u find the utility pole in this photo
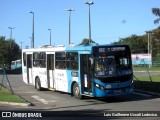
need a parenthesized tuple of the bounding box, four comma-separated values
(85, 1, 94, 44)
(8, 27, 15, 39)
(65, 9, 75, 45)
(146, 31, 153, 68)
(29, 11, 35, 48)
(48, 29, 52, 45)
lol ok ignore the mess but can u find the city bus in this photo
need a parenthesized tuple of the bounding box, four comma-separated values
(22, 44, 133, 99)
(11, 59, 22, 70)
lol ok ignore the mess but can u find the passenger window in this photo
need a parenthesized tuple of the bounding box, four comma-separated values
(33, 52, 46, 68)
(55, 52, 66, 69)
(66, 52, 78, 70)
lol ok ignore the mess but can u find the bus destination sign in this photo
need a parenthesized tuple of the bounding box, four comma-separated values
(98, 47, 126, 53)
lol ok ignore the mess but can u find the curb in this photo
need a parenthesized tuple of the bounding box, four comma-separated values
(0, 101, 30, 107)
(135, 89, 160, 97)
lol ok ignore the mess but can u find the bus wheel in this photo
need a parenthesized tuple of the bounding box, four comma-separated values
(35, 77, 42, 91)
(73, 83, 82, 99)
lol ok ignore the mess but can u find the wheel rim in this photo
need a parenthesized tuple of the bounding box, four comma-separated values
(36, 79, 40, 89)
(74, 86, 80, 97)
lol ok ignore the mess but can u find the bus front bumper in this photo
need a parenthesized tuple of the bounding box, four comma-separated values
(94, 84, 134, 97)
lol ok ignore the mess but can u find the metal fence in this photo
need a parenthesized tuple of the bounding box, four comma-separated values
(152, 57, 160, 67)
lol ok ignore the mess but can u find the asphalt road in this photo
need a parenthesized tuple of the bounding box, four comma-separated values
(0, 74, 160, 119)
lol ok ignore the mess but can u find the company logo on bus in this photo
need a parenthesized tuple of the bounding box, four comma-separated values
(39, 71, 47, 75)
(57, 73, 64, 77)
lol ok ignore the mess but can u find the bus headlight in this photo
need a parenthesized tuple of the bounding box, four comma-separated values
(95, 84, 99, 88)
(95, 83, 104, 91)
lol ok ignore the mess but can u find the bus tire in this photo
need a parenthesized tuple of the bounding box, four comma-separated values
(35, 77, 42, 91)
(73, 83, 82, 99)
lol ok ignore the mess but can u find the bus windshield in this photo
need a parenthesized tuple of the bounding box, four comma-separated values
(94, 53, 132, 77)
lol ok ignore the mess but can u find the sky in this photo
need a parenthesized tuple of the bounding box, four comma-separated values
(0, 0, 160, 48)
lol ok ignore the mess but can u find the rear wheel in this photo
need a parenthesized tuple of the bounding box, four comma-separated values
(35, 77, 42, 91)
(73, 83, 82, 99)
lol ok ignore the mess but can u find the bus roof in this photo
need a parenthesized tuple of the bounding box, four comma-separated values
(22, 44, 129, 53)
(22, 46, 65, 53)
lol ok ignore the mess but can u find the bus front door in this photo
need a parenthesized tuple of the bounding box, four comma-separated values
(80, 54, 92, 95)
(47, 54, 55, 88)
(27, 54, 33, 84)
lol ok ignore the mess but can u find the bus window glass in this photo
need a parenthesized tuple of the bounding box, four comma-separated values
(23, 53, 26, 66)
(94, 56, 116, 76)
(11, 61, 16, 69)
(55, 52, 66, 69)
(94, 54, 131, 77)
(66, 52, 78, 70)
(39, 52, 46, 68)
(33, 52, 39, 67)
(33, 52, 46, 68)
(118, 56, 130, 69)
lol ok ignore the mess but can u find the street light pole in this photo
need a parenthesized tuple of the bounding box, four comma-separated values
(146, 31, 153, 68)
(65, 9, 75, 45)
(48, 29, 52, 45)
(20, 42, 23, 49)
(29, 11, 34, 48)
(29, 37, 32, 48)
(85, 1, 94, 44)
(8, 27, 15, 39)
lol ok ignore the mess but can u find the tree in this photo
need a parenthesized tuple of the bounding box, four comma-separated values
(152, 8, 160, 24)
(0, 36, 20, 68)
(112, 34, 148, 54)
(152, 27, 160, 56)
(152, 8, 160, 56)
(78, 38, 98, 45)
(0, 36, 6, 64)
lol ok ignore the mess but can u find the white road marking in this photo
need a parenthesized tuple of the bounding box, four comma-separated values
(32, 95, 48, 104)
(133, 92, 152, 97)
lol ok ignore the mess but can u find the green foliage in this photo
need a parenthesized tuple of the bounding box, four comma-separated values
(0, 36, 20, 68)
(152, 8, 160, 24)
(79, 38, 98, 45)
(112, 34, 148, 54)
(112, 27, 160, 57)
(0, 36, 6, 64)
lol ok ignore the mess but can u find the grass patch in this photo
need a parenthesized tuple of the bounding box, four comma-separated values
(133, 67, 160, 71)
(134, 74, 160, 82)
(134, 74, 160, 93)
(0, 86, 26, 103)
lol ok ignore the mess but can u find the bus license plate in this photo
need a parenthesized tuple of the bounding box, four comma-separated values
(114, 89, 122, 93)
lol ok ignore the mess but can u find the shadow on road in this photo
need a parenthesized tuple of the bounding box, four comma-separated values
(134, 81, 160, 94)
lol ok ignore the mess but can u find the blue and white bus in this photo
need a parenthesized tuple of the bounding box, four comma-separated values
(22, 44, 133, 99)
(11, 59, 22, 70)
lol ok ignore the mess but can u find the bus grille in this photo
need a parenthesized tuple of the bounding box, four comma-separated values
(98, 74, 132, 83)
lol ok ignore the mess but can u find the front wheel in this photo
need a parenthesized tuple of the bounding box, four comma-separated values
(35, 77, 42, 91)
(73, 83, 82, 99)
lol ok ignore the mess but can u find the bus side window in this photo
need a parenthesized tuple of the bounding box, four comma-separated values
(33, 52, 46, 68)
(33, 52, 39, 67)
(39, 52, 46, 68)
(55, 52, 66, 69)
(23, 53, 26, 66)
(66, 52, 78, 70)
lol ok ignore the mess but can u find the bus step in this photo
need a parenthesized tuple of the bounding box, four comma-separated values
(48, 88, 56, 91)
(82, 94, 93, 97)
